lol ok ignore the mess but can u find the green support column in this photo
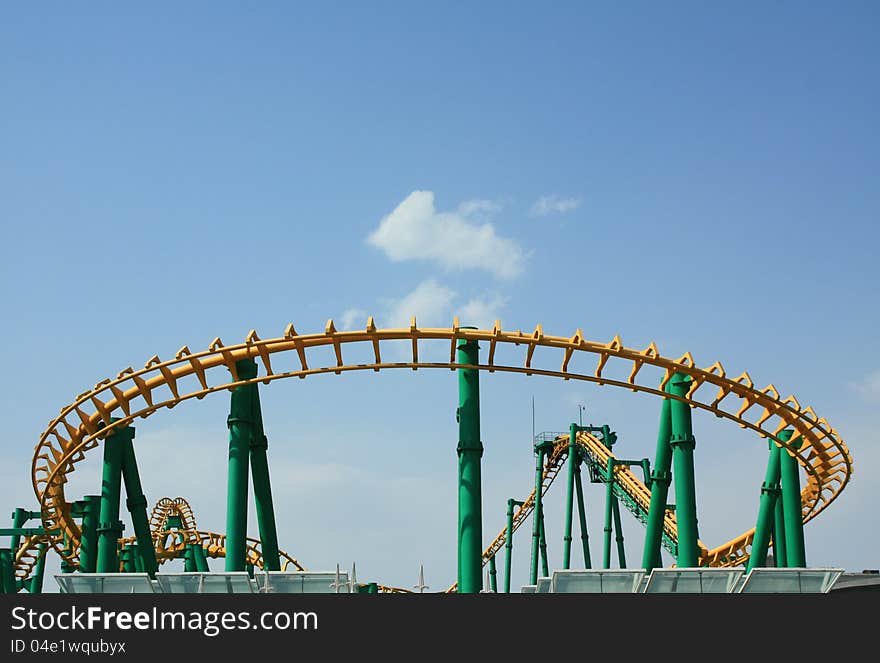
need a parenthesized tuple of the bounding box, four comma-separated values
(602, 458, 615, 569)
(504, 498, 522, 593)
(539, 512, 549, 578)
(249, 375, 281, 572)
(456, 332, 484, 594)
(488, 555, 497, 592)
(667, 373, 699, 568)
(10, 508, 27, 555)
(779, 429, 806, 567)
(96, 423, 130, 573)
(183, 545, 196, 572)
(28, 543, 47, 593)
(529, 443, 549, 585)
(773, 498, 787, 567)
(562, 423, 578, 569)
(79, 495, 100, 573)
(0, 549, 14, 593)
(120, 545, 135, 573)
(225, 359, 254, 572)
(573, 456, 592, 568)
(642, 399, 673, 570)
(611, 496, 626, 568)
(120, 431, 157, 577)
(193, 543, 209, 572)
(746, 439, 783, 572)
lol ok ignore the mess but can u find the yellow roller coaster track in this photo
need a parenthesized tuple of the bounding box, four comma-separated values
(25, 318, 852, 588)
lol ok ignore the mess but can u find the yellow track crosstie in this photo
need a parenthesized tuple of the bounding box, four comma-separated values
(24, 318, 852, 585)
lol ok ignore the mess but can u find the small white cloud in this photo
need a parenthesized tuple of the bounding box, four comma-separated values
(340, 308, 367, 331)
(366, 190, 526, 279)
(856, 370, 880, 401)
(384, 279, 457, 328)
(456, 294, 509, 329)
(530, 194, 582, 217)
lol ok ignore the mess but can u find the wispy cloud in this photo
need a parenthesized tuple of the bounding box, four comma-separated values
(378, 280, 508, 330)
(384, 279, 457, 328)
(530, 194, 582, 217)
(340, 308, 368, 331)
(855, 369, 880, 401)
(366, 190, 526, 279)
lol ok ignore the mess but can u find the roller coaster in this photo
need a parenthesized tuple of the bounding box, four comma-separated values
(0, 318, 853, 593)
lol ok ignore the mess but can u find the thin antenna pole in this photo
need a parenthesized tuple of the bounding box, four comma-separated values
(532, 395, 535, 441)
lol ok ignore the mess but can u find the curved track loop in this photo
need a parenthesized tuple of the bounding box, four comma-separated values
(28, 318, 852, 581)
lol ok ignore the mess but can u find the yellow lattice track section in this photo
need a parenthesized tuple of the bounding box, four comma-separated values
(22, 318, 852, 588)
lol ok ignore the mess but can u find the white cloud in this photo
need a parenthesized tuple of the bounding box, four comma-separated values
(530, 194, 582, 217)
(456, 294, 509, 329)
(340, 308, 367, 331)
(366, 190, 526, 279)
(856, 370, 880, 401)
(384, 279, 456, 328)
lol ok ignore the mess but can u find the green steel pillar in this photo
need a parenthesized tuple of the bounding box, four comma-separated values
(779, 429, 806, 567)
(504, 498, 522, 593)
(120, 545, 135, 573)
(0, 549, 14, 593)
(10, 508, 27, 555)
(746, 439, 783, 572)
(773, 498, 787, 567)
(456, 332, 483, 594)
(611, 496, 626, 568)
(539, 512, 549, 578)
(602, 458, 615, 569)
(249, 377, 281, 572)
(79, 495, 100, 573)
(225, 358, 254, 572)
(562, 423, 578, 569)
(183, 545, 196, 572)
(488, 555, 497, 592)
(132, 544, 144, 572)
(96, 423, 130, 573)
(529, 443, 547, 585)
(193, 543, 209, 572)
(573, 457, 592, 568)
(28, 543, 47, 593)
(642, 399, 673, 570)
(120, 432, 157, 577)
(667, 373, 699, 568)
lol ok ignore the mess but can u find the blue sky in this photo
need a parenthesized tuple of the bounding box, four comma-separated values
(2, 2, 878, 591)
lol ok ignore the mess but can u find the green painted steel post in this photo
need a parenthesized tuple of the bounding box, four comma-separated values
(667, 373, 700, 568)
(504, 498, 521, 593)
(0, 549, 14, 593)
(642, 398, 673, 570)
(10, 508, 27, 555)
(611, 496, 626, 568)
(120, 545, 135, 573)
(456, 331, 484, 594)
(746, 439, 783, 572)
(779, 430, 807, 567)
(79, 495, 100, 573)
(573, 455, 592, 568)
(97, 423, 130, 573)
(529, 444, 546, 585)
(28, 543, 47, 593)
(120, 432, 158, 577)
(562, 423, 578, 569)
(603, 458, 614, 569)
(539, 512, 549, 578)
(249, 374, 281, 572)
(488, 555, 497, 592)
(193, 543, 209, 572)
(183, 545, 196, 572)
(773, 498, 787, 567)
(225, 359, 254, 572)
